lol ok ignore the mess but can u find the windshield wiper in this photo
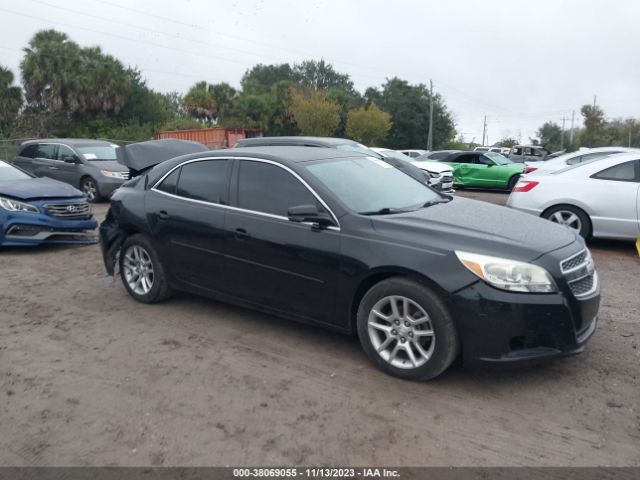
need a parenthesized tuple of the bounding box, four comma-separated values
(422, 197, 453, 208)
(359, 207, 412, 216)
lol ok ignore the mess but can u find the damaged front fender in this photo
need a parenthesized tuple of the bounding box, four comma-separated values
(100, 208, 126, 276)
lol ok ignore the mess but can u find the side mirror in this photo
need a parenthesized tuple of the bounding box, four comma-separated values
(287, 204, 334, 227)
(63, 155, 79, 164)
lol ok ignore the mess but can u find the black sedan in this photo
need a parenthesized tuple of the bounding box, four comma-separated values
(101, 146, 599, 380)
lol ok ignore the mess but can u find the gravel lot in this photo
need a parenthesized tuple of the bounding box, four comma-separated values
(1, 190, 638, 467)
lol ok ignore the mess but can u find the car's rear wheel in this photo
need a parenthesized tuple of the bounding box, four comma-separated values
(119, 235, 172, 303)
(357, 277, 459, 380)
(81, 176, 101, 203)
(542, 205, 591, 239)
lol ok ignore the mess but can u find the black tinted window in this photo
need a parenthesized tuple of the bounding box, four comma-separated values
(238, 161, 317, 217)
(19, 144, 38, 158)
(592, 161, 638, 182)
(157, 168, 180, 195)
(36, 144, 57, 160)
(176, 160, 229, 203)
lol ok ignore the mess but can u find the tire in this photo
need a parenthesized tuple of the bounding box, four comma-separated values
(119, 234, 172, 304)
(507, 174, 520, 191)
(542, 205, 592, 239)
(356, 277, 459, 381)
(81, 176, 101, 203)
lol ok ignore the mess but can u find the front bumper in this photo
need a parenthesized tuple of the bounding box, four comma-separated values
(0, 210, 98, 246)
(97, 177, 126, 198)
(450, 280, 600, 366)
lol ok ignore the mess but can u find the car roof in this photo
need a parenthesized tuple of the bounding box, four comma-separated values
(554, 151, 640, 176)
(20, 138, 116, 147)
(200, 146, 369, 164)
(235, 136, 359, 148)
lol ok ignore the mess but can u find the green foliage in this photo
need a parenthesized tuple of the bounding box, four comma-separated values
(495, 137, 518, 148)
(294, 59, 355, 94)
(182, 81, 216, 123)
(346, 104, 392, 145)
(365, 78, 455, 150)
(580, 104, 607, 147)
(536, 122, 564, 151)
(290, 89, 341, 137)
(0, 66, 23, 136)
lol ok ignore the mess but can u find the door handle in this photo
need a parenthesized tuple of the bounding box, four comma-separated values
(47, 166, 59, 170)
(234, 228, 249, 240)
(158, 210, 170, 220)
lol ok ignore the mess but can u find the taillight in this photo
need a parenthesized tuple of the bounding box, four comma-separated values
(524, 166, 538, 174)
(512, 180, 539, 192)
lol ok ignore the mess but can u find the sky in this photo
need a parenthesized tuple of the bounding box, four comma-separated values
(1, 0, 640, 145)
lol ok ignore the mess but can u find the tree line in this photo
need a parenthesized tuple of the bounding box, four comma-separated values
(0, 29, 457, 149)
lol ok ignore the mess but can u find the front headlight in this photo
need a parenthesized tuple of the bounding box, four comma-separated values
(101, 170, 127, 179)
(0, 196, 39, 213)
(455, 251, 557, 293)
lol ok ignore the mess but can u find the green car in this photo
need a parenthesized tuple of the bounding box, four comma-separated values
(439, 151, 525, 190)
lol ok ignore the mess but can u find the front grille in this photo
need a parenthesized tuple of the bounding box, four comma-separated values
(441, 175, 453, 183)
(561, 250, 587, 272)
(44, 201, 91, 220)
(569, 275, 595, 296)
(561, 249, 597, 298)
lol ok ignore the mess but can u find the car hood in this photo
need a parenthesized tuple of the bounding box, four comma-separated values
(412, 161, 452, 174)
(0, 177, 84, 200)
(370, 196, 577, 262)
(90, 160, 128, 172)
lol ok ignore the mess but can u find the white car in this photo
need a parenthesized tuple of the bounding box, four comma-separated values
(370, 148, 454, 192)
(507, 153, 640, 240)
(524, 147, 638, 175)
(398, 149, 428, 158)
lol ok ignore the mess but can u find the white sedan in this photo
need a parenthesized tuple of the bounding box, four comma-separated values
(524, 147, 637, 175)
(507, 153, 640, 240)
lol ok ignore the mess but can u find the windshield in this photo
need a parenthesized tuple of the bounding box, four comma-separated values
(335, 143, 383, 159)
(306, 157, 441, 214)
(377, 149, 411, 161)
(484, 152, 512, 165)
(77, 145, 117, 161)
(0, 161, 32, 181)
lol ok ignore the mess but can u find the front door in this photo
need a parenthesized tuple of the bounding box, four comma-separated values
(147, 158, 232, 291)
(54, 144, 81, 186)
(224, 159, 341, 326)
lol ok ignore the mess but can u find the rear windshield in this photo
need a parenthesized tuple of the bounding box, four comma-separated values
(0, 161, 32, 181)
(77, 145, 117, 161)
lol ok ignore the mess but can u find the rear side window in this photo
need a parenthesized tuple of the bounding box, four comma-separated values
(19, 144, 38, 158)
(592, 161, 638, 182)
(156, 168, 180, 195)
(36, 144, 57, 159)
(238, 161, 318, 217)
(175, 160, 229, 203)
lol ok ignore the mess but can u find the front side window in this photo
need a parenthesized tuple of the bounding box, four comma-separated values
(57, 145, 76, 161)
(238, 161, 318, 217)
(176, 160, 229, 203)
(484, 152, 511, 165)
(592, 161, 638, 182)
(306, 157, 440, 214)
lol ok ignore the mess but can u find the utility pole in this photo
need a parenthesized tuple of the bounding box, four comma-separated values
(427, 80, 434, 151)
(560, 116, 566, 150)
(593, 95, 597, 108)
(570, 110, 575, 145)
(481, 115, 487, 146)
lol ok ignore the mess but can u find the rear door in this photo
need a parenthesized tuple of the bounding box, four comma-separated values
(32, 143, 60, 179)
(224, 159, 341, 325)
(147, 158, 231, 291)
(12, 144, 39, 172)
(588, 160, 640, 238)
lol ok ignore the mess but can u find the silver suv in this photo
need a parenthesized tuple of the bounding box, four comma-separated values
(12, 139, 129, 202)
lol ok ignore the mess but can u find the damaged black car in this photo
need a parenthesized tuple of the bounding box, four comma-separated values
(101, 141, 599, 380)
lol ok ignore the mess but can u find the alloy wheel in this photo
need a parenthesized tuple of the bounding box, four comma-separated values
(82, 179, 97, 202)
(549, 210, 582, 232)
(367, 295, 436, 369)
(122, 245, 155, 296)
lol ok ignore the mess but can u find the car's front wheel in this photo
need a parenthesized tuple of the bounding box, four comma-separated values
(119, 235, 172, 303)
(357, 277, 459, 380)
(81, 176, 101, 203)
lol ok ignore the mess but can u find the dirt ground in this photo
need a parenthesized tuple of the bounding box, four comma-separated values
(0, 190, 638, 467)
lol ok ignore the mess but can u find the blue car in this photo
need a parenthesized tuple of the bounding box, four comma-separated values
(0, 161, 98, 246)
